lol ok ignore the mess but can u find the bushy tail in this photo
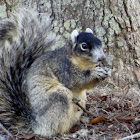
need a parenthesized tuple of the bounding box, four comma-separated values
(0, 9, 57, 129)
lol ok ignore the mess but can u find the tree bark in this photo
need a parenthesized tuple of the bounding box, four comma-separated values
(1, 0, 140, 87)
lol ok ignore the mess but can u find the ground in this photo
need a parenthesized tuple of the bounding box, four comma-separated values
(0, 82, 140, 140)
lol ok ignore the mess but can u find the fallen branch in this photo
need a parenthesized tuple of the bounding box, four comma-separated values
(72, 98, 93, 116)
(120, 132, 140, 140)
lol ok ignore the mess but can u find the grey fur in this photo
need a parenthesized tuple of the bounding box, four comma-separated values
(0, 9, 111, 137)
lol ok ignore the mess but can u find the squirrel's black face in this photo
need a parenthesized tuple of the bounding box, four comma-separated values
(71, 28, 105, 64)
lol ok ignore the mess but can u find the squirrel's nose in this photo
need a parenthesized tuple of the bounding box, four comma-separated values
(97, 55, 106, 62)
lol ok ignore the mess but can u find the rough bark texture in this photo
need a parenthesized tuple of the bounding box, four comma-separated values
(0, 0, 140, 87)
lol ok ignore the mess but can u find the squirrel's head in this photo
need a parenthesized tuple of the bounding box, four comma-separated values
(71, 28, 105, 64)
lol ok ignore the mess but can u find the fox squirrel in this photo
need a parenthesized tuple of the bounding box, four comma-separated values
(0, 9, 111, 137)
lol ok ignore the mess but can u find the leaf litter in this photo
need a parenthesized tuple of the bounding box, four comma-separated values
(0, 82, 140, 140)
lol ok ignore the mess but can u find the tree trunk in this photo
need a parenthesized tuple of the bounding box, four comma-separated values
(1, 0, 140, 87)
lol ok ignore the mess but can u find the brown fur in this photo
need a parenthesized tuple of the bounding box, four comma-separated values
(0, 9, 111, 137)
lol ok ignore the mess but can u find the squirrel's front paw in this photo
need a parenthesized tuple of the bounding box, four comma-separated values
(104, 67, 112, 77)
(95, 67, 111, 80)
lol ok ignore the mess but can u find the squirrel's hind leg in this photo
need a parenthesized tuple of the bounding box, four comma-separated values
(27, 76, 81, 136)
(33, 86, 81, 136)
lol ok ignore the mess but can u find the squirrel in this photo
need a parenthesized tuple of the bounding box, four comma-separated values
(0, 9, 111, 137)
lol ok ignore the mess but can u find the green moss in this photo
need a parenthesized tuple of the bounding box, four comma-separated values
(53, 26, 59, 33)
(64, 20, 70, 31)
(53, 20, 58, 27)
(71, 19, 76, 29)
(0, 5, 6, 18)
(60, 27, 64, 33)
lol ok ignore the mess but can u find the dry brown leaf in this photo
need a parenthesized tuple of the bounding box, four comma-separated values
(89, 116, 104, 124)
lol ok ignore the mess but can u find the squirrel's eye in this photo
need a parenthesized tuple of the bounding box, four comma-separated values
(80, 43, 88, 51)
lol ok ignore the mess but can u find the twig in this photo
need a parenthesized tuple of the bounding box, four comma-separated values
(0, 122, 13, 138)
(3, 0, 11, 18)
(120, 132, 140, 140)
(72, 98, 93, 116)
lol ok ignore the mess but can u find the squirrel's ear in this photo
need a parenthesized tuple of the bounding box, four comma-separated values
(86, 28, 93, 34)
(71, 30, 79, 43)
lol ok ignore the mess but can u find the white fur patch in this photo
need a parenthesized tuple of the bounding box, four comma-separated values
(92, 48, 105, 63)
(71, 30, 79, 43)
(86, 28, 93, 34)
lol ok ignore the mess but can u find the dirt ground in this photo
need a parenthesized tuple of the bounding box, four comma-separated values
(0, 82, 140, 140)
